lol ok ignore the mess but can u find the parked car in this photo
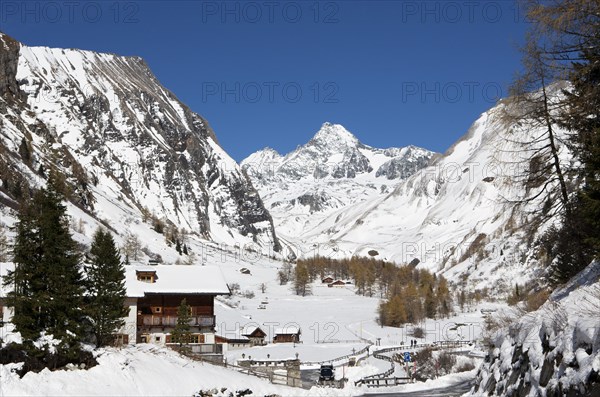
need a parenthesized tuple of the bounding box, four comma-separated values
(319, 364, 335, 382)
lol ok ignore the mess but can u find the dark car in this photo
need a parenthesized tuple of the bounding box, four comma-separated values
(319, 364, 335, 382)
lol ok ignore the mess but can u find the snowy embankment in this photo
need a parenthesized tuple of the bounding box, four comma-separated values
(0, 344, 413, 397)
(0, 345, 297, 397)
(468, 261, 600, 396)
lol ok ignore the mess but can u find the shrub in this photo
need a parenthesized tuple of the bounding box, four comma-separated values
(411, 348, 456, 381)
(437, 351, 457, 373)
(228, 283, 241, 295)
(454, 361, 476, 372)
(0, 342, 97, 377)
(411, 327, 425, 338)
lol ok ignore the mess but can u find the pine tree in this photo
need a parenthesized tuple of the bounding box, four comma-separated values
(521, 0, 600, 283)
(3, 199, 43, 339)
(424, 287, 437, 319)
(38, 174, 85, 342)
(182, 243, 189, 255)
(404, 282, 423, 324)
(502, 38, 571, 216)
(293, 262, 311, 296)
(175, 239, 182, 255)
(18, 138, 31, 165)
(458, 289, 466, 312)
(278, 261, 293, 285)
(85, 228, 128, 347)
(171, 299, 192, 347)
(122, 231, 142, 261)
(0, 224, 9, 262)
(436, 277, 451, 318)
(3, 174, 85, 343)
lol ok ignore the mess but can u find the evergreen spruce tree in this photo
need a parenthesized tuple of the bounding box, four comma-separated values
(175, 239, 182, 255)
(171, 299, 192, 347)
(182, 243, 189, 255)
(4, 199, 43, 339)
(0, 224, 9, 262)
(424, 287, 437, 319)
(3, 173, 85, 343)
(37, 174, 85, 343)
(85, 228, 128, 347)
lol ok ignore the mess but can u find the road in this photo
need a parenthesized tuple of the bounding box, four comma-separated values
(361, 379, 474, 397)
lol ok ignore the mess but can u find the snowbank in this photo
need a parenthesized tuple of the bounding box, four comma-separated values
(468, 261, 600, 396)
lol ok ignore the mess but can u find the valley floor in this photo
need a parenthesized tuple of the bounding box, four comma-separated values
(1, 253, 493, 396)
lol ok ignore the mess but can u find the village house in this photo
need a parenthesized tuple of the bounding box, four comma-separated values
(327, 280, 347, 288)
(215, 334, 250, 350)
(321, 276, 334, 284)
(0, 264, 231, 357)
(121, 265, 230, 354)
(242, 326, 267, 346)
(273, 326, 301, 343)
(215, 324, 267, 351)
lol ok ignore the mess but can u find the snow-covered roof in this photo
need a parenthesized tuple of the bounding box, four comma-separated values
(216, 333, 250, 342)
(242, 325, 267, 337)
(0, 263, 230, 298)
(125, 265, 230, 297)
(274, 326, 301, 335)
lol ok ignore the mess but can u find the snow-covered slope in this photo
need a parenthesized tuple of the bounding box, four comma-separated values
(251, 98, 574, 292)
(241, 122, 435, 241)
(0, 32, 279, 253)
(0, 345, 301, 396)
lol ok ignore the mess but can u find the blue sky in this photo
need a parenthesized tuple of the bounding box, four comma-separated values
(1, 1, 529, 161)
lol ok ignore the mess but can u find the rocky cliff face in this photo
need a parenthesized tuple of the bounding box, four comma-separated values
(0, 33, 23, 99)
(0, 32, 279, 252)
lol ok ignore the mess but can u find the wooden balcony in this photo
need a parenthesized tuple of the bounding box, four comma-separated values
(137, 315, 215, 328)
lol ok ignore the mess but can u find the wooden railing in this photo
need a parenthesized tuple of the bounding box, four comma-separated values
(168, 343, 223, 355)
(138, 315, 215, 327)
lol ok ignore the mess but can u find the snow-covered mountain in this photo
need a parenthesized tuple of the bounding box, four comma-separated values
(241, 122, 435, 241)
(0, 32, 279, 253)
(246, 98, 575, 292)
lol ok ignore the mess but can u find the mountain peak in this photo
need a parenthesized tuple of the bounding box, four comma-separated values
(241, 147, 282, 168)
(311, 123, 360, 147)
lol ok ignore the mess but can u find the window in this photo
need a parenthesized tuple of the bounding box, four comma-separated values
(153, 307, 162, 314)
(136, 271, 157, 283)
(155, 336, 161, 343)
(113, 334, 129, 346)
(171, 334, 204, 344)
